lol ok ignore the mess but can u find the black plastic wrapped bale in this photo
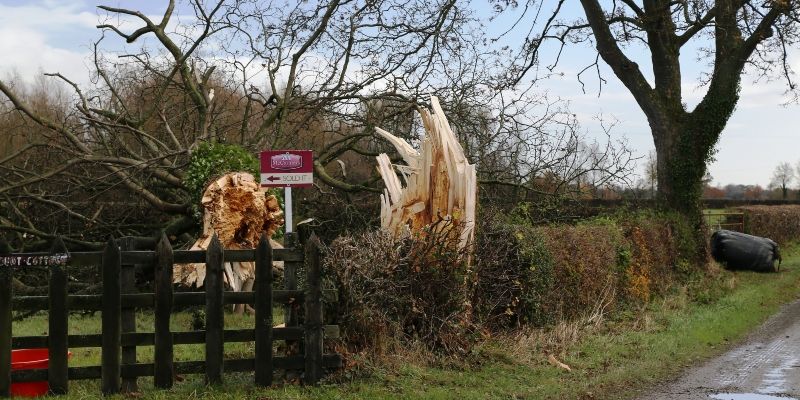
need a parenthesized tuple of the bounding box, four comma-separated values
(711, 230, 782, 272)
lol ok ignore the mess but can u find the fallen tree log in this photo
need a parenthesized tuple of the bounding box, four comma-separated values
(173, 172, 284, 313)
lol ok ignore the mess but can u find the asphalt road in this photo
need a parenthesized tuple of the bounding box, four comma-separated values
(640, 298, 800, 400)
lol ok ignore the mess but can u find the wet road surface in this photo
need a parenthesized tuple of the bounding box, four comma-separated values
(640, 298, 800, 400)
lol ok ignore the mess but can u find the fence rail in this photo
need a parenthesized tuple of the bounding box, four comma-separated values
(703, 211, 745, 232)
(0, 232, 340, 397)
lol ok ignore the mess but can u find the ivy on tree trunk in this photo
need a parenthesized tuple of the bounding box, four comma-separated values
(576, 0, 791, 222)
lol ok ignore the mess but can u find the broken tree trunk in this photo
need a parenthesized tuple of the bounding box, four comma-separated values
(173, 172, 284, 312)
(375, 96, 477, 256)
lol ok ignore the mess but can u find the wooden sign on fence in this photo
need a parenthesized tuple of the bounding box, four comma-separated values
(0, 254, 70, 267)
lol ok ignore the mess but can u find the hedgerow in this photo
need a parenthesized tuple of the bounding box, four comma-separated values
(326, 220, 475, 355)
(326, 208, 700, 355)
(471, 214, 555, 329)
(738, 205, 800, 245)
(184, 142, 260, 203)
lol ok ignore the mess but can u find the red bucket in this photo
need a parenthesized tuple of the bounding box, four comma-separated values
(10, 349, 72, 397)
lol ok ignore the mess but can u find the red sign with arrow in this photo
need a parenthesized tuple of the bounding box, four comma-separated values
(260, 150, 313, 188)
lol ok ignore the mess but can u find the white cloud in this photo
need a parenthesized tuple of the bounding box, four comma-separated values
(0, 2, 96, 31)
(793, 55, 800, 74)
(680, 82, 707, 109)
(0, 2, 95, 83)
(0, 1, 175, 84)
(0, 26, 88, 83)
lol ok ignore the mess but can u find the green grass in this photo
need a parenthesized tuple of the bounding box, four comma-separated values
(13, 309, 285, 366)
(12, 308, 286, 396)
(12, 247, 800, 399)
(703, 208, 727, 226)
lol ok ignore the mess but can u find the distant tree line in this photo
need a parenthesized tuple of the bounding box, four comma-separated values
(693, 161, 800, 201)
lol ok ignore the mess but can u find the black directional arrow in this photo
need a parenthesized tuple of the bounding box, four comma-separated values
(266, 176, 280, 182)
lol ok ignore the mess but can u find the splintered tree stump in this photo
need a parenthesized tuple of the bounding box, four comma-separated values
(173, 172, 284, 309)
(375, 96, 477, 256)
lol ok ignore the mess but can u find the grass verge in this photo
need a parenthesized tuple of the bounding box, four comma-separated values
(12, 246, 800, 399)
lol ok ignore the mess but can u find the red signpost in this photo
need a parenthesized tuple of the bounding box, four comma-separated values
(260, 150, 313, 233)
(260, 150, 313, 188)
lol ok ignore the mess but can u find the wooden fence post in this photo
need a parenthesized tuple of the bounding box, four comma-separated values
(154, 233, 174, 389)
(101, 237, 122, 395)
(48, 237, 69, 395)
(119, 237, 138, 393)
(304, 234, 324, 385)
(255, 234, 273, 387)
(0, 251, 11, 398)
(205, 234, 224, 385)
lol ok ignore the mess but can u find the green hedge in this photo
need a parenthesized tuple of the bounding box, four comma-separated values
(326, 209, 700, 352)
(184, 142, 259, 203)
(473, 210, 696, 329)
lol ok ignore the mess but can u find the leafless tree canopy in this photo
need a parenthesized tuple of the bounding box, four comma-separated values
(0, 0, 636, 249)
(771, 161, 796, 199)
(495, 0, 800, 217)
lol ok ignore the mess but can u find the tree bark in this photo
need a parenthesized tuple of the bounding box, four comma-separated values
(652, 117, 705, 220)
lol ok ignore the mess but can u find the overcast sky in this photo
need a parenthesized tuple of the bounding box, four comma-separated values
(1, 0, 798, 188)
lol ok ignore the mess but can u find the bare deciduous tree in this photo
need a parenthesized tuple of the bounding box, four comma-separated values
(795, 160, 800, 189)
(500, 0, 800, 219)
(771, 162, 795, 200)
(0, 0, 637, 249)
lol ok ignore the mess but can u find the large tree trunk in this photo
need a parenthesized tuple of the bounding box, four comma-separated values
(652, 119, 706, 220)
(651, 105, 732, 260)
(650, 72, 740, 221)
(173, 173, 284, 297)
(651, 118, 708, 260)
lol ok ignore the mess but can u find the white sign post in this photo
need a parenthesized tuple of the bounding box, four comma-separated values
(284, 187, 293, 233)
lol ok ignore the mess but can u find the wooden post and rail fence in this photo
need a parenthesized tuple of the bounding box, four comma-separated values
(0, 232, 340, 396)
